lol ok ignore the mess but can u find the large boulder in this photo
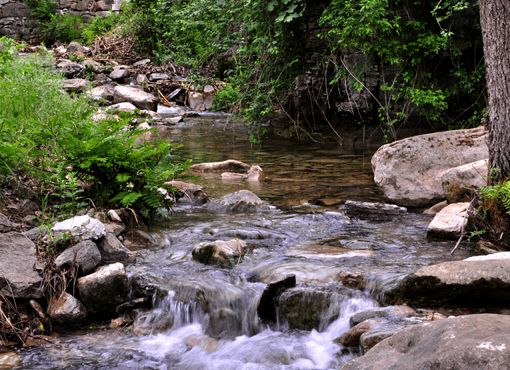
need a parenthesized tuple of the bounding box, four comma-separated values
(113, 85, 158, 111)
(441, 159, 488, 203)
(0, 232, 42, 299)
(47, 292, 87, 325)
(97, 233, 134, 264)
(372, 126, 488, 206)
(52, 215, 106, 241)
(383, 252, 510, 307)
(427, 202, 469, 239)
(192, 239, 248, 267)
(54, 240, 102, 275)
(341, 314, 510, 370)
(77, 263, 129, 315)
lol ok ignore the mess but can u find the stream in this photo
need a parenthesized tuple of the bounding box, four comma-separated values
(18, 119, 472, 369)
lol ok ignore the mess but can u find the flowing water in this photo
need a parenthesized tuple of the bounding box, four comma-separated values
(18, 119, 473, 369)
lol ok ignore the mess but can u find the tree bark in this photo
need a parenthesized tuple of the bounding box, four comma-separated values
(480, 0, 510, 184)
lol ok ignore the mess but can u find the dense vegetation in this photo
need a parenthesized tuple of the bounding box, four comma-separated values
(0, 37, 185, 220)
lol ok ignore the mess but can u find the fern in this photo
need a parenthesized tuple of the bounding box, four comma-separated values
(480, 181, 510, 215)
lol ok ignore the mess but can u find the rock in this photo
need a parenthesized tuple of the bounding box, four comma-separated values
(133, 58, 151, 67)
(56, 59, 85, 78)
(107, 209, 123, 223)
(83, 59, 105, 73)
(188, 88, 214, 111)
(113, 85, 158, 111)
(192, 239, 248, 267)
(109, 66, 129, 81)
(257, 275, 296, 322)
(336, 318, 381, 347)
(423, 200, 448, 215)
(0, 212, 15, 232)
(164, 180, 209, 205)
(123, 229, 159, 250)
(341, 314, 510, 370)
(372, 126, 488, 206)
(63, 78, 88, 93)
(349, 305, 417, 327)
(464, 251, 510, 261)
(149, 73, 170, 81)
(441, 159, 488, 203)
(77, 263, 129, 315)
(0, 232, 42, 299)
(52, 215, 106, 241)
(0, 353, 22, 368)
(98, 233, 134, 264)
(221, 165, 265, 182)
(54, 240, 101, 275)
(184, 335, 218, 353)
(108, 102, 138, 113)
(360, 322, 409, 352)
(383, 256, 510, 307)
(427, 202, 469, 239)
(216, 190, 268, 213)
(207, 308, 242, 338)
(190, 159, 251, 174)
(66, 41, 89, 55)
(157, 105, 187, 116)
(277, 287, 343, 330)
(105, 222, 126, 237)
(136, 74, 149, 85)
(89, 84, 115, 102)
(343, 201, 407, 220)
(47, 292, 87, 324)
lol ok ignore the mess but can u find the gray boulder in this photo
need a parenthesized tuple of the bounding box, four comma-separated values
(52, 215, 106, 241)
(341, 314, 510, 370)
(89, 84, 115, 102)
(109, 66, 129, 82)
(113, 85, 158, 111)
(56, 59, 85, 78)
(54, 240, 101, 275)
(63, 78, 88, 93)
(192, 239, 248, 267)
(0, 232, 42, 299)
(383, 253, 510, 307)
(441, 159, 488, 203)
(372, 126, 488, 206)
(98, 233, 134, 264)
(47, 292, 87, 324)
(164, 180, 209, 205)
(427, 202, 469, 239)
(77, 263, 129, 315)
(216, 190, 268, 213)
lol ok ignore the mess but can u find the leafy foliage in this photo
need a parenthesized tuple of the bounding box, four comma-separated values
(0, 37, 186, 218)
(480, 181, 510, 216)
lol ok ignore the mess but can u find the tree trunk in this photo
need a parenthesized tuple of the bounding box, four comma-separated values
(480, 0, 510, 184)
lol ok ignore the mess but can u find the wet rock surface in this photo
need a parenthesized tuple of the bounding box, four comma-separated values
(342, 314, 510, 370)
(192, 239, 249, 267)
(213, 190, 269, 212)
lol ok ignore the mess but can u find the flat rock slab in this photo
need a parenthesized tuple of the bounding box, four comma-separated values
(0, 232, 42, 299)
(383, 256, 510, 307)
(190, 159, 251, 174)
(427, 202, 469, 239)
(372, 126, 488, 206)
(113, 85, 158, 111)
(342, 314, 510, 370)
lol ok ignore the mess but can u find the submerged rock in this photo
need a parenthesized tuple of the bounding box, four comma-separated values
(77, 263, 129, 315)
(383, 254, 510, 307)
(190, 159, 251, 174)
(427, 202, 469, 239)
(342, 314, 510, 370)
(343, 200, 407, 220)
(221, 165, 265, 182)
(0, 232, 42, 299)
(52, 215, 106, 241)
(372, 126, 488, 206)
(349, 305, 416, 327)
(54, 240, 101, 275)
(192, 239, 248, 267)
(48, 292, 87, 325)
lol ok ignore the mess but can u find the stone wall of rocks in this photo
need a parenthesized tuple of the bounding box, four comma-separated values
(0, 0, 122, 42)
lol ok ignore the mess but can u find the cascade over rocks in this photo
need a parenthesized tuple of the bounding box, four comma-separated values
(342, 314, 510, 370)
(0, 232, 42, 299)
(257, 275, 296, 322)
(372, 126, 488, 206)
(383, 252, 510, 307)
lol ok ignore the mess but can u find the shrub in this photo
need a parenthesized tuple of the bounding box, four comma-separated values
(0, 37, 186, 219)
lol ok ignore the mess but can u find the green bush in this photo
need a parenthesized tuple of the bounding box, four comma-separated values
(0, 37, 186, 219)
(42, 14, 84, 44)
(212, 84, 240, 112)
